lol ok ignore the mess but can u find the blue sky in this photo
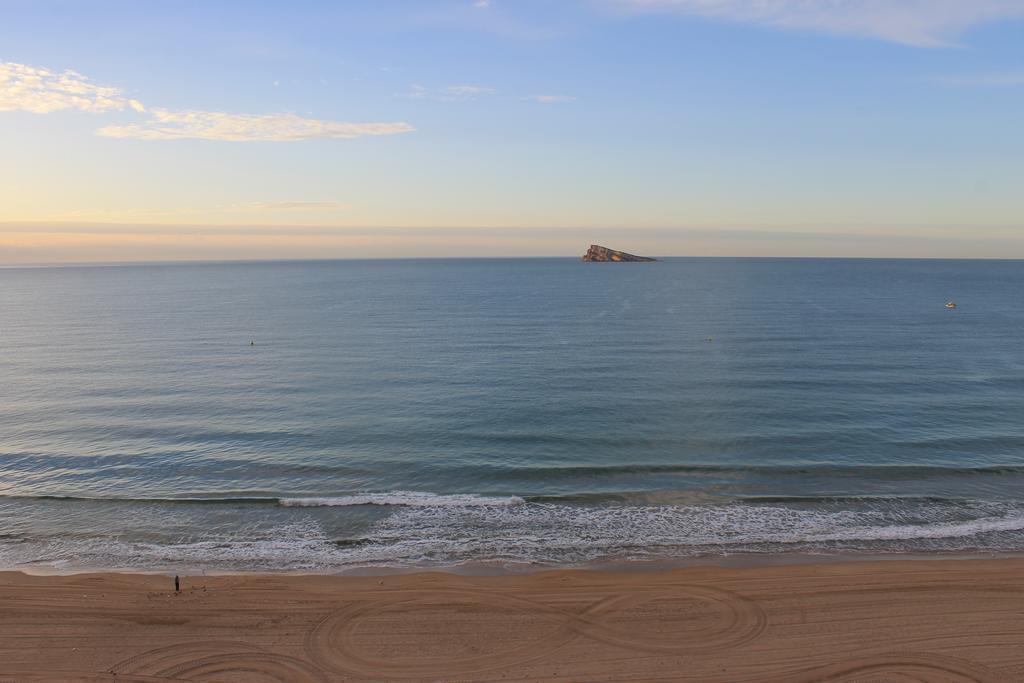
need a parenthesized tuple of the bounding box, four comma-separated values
(1, 0, 1023, 261)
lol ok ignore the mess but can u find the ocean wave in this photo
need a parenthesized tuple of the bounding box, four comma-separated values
(4, 499, 1024, 572)
(339, 499, 1024, 568)
(279, 491, 525, 508)
(731, 494, 967, 504)
(0, 494, 280, 505)
(803, 513, 1024, 543)
(363, 501, 1024, 551)
(0, 521, 340, 572)
(497, 463, 1024, 479)
(0, 491, 526, 508)
(0, 488, 1013, 510)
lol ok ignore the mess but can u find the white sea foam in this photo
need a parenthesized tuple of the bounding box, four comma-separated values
(341, 502, 1024, 566)
(4, 501, 1024, 573)
(0, 520, 340, 572)
(803, 513, 1024, 542)
(279, 491, 525, 508)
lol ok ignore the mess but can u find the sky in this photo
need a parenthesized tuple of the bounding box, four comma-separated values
(1, 0, 1023, 262)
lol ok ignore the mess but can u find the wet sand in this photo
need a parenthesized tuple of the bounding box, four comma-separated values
(2, 558, 1023, 681)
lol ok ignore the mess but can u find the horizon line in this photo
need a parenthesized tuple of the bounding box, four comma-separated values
(4, 254, 1024, 269)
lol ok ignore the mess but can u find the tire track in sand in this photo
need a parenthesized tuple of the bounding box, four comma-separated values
(765, 652, 1004, 683)
(306, 585, 766, 678)
(154, 652, 329, 682)
(110, 641, 328, 682)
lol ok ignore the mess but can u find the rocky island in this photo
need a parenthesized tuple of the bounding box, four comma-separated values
(581, 245, 656, 262)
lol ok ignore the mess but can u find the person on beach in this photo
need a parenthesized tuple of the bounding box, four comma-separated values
(174, 575, 179, 592)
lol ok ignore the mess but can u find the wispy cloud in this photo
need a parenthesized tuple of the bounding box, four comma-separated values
(933, 72, 1024, 86)
(1, 61, 414, 142)
(473, 0, 492, 8)
(0, 61, 144, 113)
(612, 0, 1024, 46)
(97, 109, 413, 142)
(251, 201, 351, 210)
(406, 84, 496, 101)
(527, 94, 577, 103)
(19, 201, 353, 224)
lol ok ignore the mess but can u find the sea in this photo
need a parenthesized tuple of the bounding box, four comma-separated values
(2, 257, 1024, 573)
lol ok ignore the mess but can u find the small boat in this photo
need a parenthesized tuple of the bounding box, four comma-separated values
(945, 301, 957, 309)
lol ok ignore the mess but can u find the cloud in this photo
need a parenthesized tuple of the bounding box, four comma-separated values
(0, 61, 144, 113)
(527, 94, 577, 103)
(612, 0, 1024, 46)
(406, 84, 495, 101)
(96, 109, 414, 141)
(2, 60, 413, 142)
(474, 0, 492, 7)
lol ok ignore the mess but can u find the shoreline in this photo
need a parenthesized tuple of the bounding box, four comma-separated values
(3, 557, 1023, 680)
(7, 547, 1024, 578)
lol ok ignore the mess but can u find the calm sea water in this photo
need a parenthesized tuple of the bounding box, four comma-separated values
(2, 258, 1024, 572)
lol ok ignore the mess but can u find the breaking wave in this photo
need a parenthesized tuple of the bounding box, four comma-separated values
(279, 491, 525, 508)
(5, 497, 1024, 573)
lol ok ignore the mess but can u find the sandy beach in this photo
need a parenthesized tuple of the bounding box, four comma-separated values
(0, 558, 1022, 681)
